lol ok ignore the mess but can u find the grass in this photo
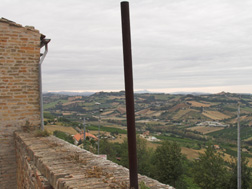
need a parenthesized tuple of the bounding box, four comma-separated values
(34, 129, 50, 137)
(45, 125, 77, 135)
(155, 134, 203, 149)
(139, 181, 150, 189)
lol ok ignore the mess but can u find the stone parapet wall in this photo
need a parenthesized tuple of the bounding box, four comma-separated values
(15, 132, 173, 189)
(15, 132, 52, 189)
(0, 18, 41, 188)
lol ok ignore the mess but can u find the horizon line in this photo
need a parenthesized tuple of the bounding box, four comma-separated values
(44, 85, 252, 94)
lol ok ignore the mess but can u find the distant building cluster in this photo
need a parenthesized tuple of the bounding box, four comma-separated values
(197, 121, 228, 127)
(140, 131, 161, 142)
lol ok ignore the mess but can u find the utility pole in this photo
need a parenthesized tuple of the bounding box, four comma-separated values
(83, 117, 86, 141)
(98, 109, 101, 155)
(237, 101, 241, 189)
(95, 102, 101, 155)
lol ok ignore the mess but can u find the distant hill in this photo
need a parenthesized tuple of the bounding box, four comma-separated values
(44, 91, 95, 96)
(171, 92, 211, 95)
(44, 90, 215, 96)
(43, 91, 252, 128)
(43, 91, 252, 163)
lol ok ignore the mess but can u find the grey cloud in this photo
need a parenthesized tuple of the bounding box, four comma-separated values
(1, 0, 252, 93)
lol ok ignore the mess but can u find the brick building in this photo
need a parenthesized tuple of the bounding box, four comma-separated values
(0, 18, 47, 188)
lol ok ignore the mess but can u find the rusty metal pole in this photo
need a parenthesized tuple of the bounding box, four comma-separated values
(120, 1, 138, 189)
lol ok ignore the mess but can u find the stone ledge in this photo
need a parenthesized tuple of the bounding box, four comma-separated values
(14, 131, 174, 189)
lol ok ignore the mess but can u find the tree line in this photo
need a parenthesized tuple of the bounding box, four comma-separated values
(97, 137, 251, 189)
(53, 131, 252, 188)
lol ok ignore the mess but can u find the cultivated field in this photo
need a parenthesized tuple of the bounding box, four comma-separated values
(136, 108, 155, 116)
(169, 103, 188, 112)
(228, 115, 248, 124)
(203, 110, 230, 120)
(187, 101, 211, 107)
(188, 126, 224, 134)
(108, 96, 124, 100)
(102, 117, 126, 121)
(151, 111, 164, 117)
(101, 110, 114, 115)
(173, 109, 197, 120)
(62, 100, 83, 106)
(116, 106, 126, 114)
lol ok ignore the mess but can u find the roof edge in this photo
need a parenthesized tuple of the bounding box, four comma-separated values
(0, 17, 40, 33)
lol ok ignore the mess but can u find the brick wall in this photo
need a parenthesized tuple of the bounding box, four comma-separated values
(0, 18, 42, 189)
(15, 132, 173, 189)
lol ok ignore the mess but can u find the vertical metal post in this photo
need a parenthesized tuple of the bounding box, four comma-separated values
(39, 38, 50, 130)
(83, 117, 86, 140)
(120, 1, 138, 188)
(95, 102, 101, 155)
(237, 102, 241, 189)
(39, 43, 49, 131)
(98, 110, 101, 155)
(39, 63, 44, 130)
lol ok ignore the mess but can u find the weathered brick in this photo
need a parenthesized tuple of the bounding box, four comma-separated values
(14, 132, 173, 189)
(0, 18, 41, 189)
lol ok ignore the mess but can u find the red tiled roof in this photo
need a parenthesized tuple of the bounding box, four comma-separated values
(73, 133, 98, 141)
(73, 133, 81, 141)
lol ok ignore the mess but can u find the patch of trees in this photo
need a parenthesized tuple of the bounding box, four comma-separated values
(107, 119, 127, 126)
(87, 116, 98, 121)
(53, 130, 74, 144)
(192, 146, 252, 189)
(152, 141, 184, 187)
(112, 137, 185, 187)
(81, 138, 98, 154)
(55, 131, 252, 189)
(44, 112, 55, 119)
(58, 117, 71, 123)
(142, 96, 155, 103)
(67, 105, 87, 113)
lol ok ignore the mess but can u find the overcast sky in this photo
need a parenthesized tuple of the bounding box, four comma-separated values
(2, 0, 252, 93)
